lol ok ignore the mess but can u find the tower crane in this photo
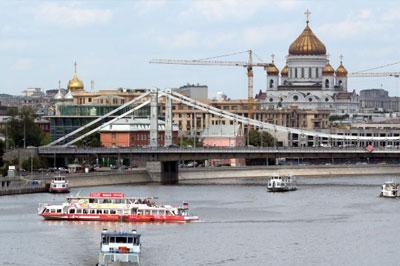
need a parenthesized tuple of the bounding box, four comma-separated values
(149, 50, 273, 120)
(349, 72, 400, 78)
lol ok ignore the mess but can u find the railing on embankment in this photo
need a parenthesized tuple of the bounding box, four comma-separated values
(26, 169, 151, 188)
(0, 178, 48, 196)
(178, 164, 400, 182)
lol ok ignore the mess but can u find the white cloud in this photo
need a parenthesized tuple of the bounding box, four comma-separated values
(317, 9, 390, 39)
(134, 0, 167, 15)
(158, 31, 200, 48)
(0, 39, 30, 51)
(36, 3, 112, 27)
(182, 0, 300, 21)
(12, 58, 33, 70)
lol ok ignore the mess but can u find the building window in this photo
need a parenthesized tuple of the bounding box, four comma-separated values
(295, 68, 298, 78)
(315, 68, 319, 78)
(269, 98, 273, 102)
(301, 68, 304, 78)
(338, 80, 343, 87)
(269, 79, 274, 88)
(325, 79, 329, 88)
(293, 95, 298, 101)
(309, 67, 312, 78)
(308, 98, 312, 102)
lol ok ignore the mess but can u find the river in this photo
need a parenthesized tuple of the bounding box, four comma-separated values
(1, 175, 399, 266)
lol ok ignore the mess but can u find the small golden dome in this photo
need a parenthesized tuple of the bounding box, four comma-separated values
(335, 63, 348, 77)
(67, 73, 84, 92)
(266, 63, 279, 75)
(322, 63, 335, 75)
(289, 24, 326, 56)
(281, 65, 288, 76)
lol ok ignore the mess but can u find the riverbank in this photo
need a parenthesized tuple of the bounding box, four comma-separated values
(179, 164, 400, 184)
(2, 164, 399, 194)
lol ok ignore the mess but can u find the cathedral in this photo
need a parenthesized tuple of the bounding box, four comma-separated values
(259, 13, 359, 114)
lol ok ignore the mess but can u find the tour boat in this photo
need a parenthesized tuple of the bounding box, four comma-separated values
(380, 181, 399, 198)
(267, 175, 297, 192)
(38, 192, 199, 222)
(97, 229, 141, 266)
(48, 175, 70, 193)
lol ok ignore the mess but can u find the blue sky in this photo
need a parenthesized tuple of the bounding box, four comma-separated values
(1, 0, 400, 98)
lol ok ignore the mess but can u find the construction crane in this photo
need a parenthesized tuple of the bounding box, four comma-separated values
(149, 50, 272, 120)
(349, 72, 400, 78)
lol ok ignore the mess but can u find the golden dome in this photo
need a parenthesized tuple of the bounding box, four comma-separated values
(322, 63, 335, 75)
(281, 65, 288, 76)
(67, 73, 84, 92)
(335, 62, 348, 77)
(266, 63, 279, 75)
(289, 24, 326, 56)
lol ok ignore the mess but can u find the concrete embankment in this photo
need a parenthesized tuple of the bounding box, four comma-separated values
(66, 170, 151, 188)
(179, 164, 400, 184)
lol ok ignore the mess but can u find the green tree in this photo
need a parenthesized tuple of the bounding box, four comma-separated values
(21, 156, 47, 171)
(246, 129, 275, 147)
(6, 106, 44, 148)
(0, 140, 4, 167)
(179, 136, 202, 147)
(76, 132, 101, 147)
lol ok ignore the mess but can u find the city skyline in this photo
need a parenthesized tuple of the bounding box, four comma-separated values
(1, 0, 400, 98)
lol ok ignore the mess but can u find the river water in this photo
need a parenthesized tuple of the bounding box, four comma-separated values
(1, 175, 400, 266)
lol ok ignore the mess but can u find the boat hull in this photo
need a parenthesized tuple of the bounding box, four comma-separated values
(48, 188, 70, 193)
(267, 187, 297, 192)
(40, 213, 198, 222)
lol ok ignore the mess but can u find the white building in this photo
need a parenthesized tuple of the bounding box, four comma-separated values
(262, 16, 359, 114)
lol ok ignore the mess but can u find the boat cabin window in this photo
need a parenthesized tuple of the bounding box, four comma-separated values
(110, 237, 116, 243)
(110, 210, 116, 214)
(83, 209, 88, 214)
(50, 209, 55, 213)
(69, 209, 75, 214)
(99, 199, 112, 204)
(57, 209, 62, 213)
(77, 209, 82, 214)
(90, 209, 96, 214)
(131, 208, 137, 214)
(128, 237, 133, 243)
(104, 210, 109, 214)
(97, 210, 102, 214)
(89, 198, 97, 203)
(114, 199, 122, 204)
(116, 237, 127, 243)
(134, 237, 140, 245)
(102, 237, 108, 244)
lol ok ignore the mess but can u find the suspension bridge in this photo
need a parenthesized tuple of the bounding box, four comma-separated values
(32, 89, 400, 184)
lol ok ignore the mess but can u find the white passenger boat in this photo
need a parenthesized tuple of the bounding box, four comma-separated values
(39, 192, 199, 222)
(49, 174, 69, 193)
(267, 175, 297, 192)
(97, 229, 141, 266)
(380, 181, 399, 198)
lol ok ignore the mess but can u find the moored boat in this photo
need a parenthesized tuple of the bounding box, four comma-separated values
(49, 174, 70, 193)
(380, 181, 399, 198)
(38, 192, 199, 222)
(97, 229, 141, 266)
(267, 175, 297, 192)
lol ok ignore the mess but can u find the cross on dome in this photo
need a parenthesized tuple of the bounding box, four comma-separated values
(74, 61, 77, 73)
(339, 54, 344, 63)
(271, 54, 275, 63)
(304, 9, 311, 24)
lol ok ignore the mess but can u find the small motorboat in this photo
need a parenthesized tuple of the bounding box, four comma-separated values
(380, 181, 399, 198)
(48, 174, 70, 193)
(97, 229, 141, 266)
(267, 175, 297, 192)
